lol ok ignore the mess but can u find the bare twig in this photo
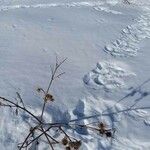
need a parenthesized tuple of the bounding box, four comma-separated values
(16, 92, 26, 109)
(40, 57, 67, 120)
(18, 125, 39, 150)
(40, 126, 54, 150)
(59, 127, 72, 142)
(37, 128, 59, 144)
(0, 57, 118, 150)
(21, 126, 52, 148)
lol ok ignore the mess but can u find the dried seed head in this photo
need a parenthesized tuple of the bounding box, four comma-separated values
(62, 137, 68, 145)
(99, 129, 103, 134)
(45, 94, 54, 102)
(76, 140, 82, 148)
(65, 146, 71, 150)
(69, 141, 81, 149)
(98, 122, 105, 129)
(69, 141, 74, 148)
(30, 127, 34, 132)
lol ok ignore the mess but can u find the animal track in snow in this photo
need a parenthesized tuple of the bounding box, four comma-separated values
(104, 13, 150, 57)
(94, 5, 122, 15)
(83, 61, 135, 91)
(0, 1, 122, 15)
(0, 2, 102, 11)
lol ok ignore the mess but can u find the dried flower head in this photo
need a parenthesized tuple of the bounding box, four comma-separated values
(62, 136, 68, 145)
(69, 141, 81, 149)
(97, 122, 108, 135)
(65, 146, 71, 150)
(30, 127, 34, 132)
(98, 122, 105, 129)
(45, 94, 54, 102)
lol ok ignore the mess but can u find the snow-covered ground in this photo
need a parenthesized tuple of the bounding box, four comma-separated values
(0, 0, 150, 149)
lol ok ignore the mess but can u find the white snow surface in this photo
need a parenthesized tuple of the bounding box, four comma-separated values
(0, 0, 150, 150)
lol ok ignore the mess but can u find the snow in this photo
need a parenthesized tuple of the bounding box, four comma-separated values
(83, 61, 135, 91)
(104, 12, 150, 57)
(0, 0, 150, 149)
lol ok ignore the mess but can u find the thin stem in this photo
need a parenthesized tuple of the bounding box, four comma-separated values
(19, 127, 37, 150)
(37, 128, 59, 144)
(59, 127, 72, 142)
(19, 132, 32, 150)
(40, 101, 46, 120)
(40, 127, 54, 150)
(40, 57, 67, 120)
(16, 92, 26, 109)
(22, 126, 52, 148)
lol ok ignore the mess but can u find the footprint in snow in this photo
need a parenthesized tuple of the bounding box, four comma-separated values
(104, 13, 150, 57)
(83, 61, 135, 91)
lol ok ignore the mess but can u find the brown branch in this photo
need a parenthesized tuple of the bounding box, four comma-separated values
(22, 126, 52, 148)
(59, 127, 72, 142)
(19, 126, 37, 150)
(16, 92, 26, 109)
(0, 57, 116, 149)
(40, 126, 54, 150)
(37, 128, 59, 144)
(40, 57, 67, 120)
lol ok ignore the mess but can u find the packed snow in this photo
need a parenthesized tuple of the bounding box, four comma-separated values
(0, 0, 150, 150)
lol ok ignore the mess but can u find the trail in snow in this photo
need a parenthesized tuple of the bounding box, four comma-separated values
(83, 2, 150, 149)
(104, 11, 150, 57)
(94, 5, 122, 15)
(84, 4, 150, 88)
(0, 1, 122, 15)
(0, 2, 105, 11)
(0, 0, 150, 149)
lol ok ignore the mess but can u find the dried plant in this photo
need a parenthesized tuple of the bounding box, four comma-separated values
(0, 56, 115, 150)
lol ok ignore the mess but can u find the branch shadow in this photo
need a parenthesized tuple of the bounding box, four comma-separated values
(69, 78, 150, 124)
(72, 99, 88, 135)
(102, 78, 150, 114)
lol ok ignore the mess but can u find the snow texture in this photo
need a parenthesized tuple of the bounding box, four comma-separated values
(0, 0, 150, 150)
